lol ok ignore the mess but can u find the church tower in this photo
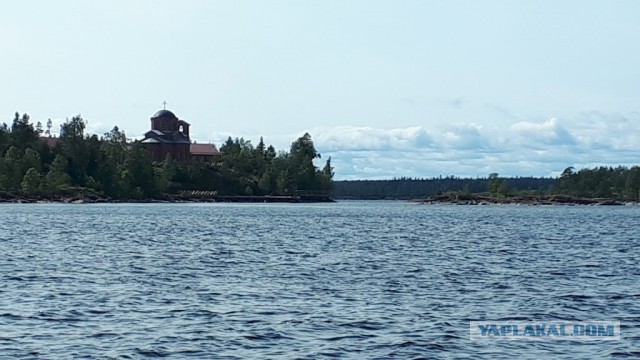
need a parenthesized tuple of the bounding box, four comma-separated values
(141, 109, 191, 161)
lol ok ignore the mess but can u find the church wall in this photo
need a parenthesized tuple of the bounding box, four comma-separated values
(142, 143, 189, 162)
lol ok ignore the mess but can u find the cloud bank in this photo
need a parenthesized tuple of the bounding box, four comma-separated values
(300, 112, 640, 180)
(202, 111, 640, 180)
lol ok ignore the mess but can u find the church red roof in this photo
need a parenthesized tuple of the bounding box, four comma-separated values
(190, 143, 220, 156)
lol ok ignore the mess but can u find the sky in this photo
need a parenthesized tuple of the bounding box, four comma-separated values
(2, 1, 640, 180)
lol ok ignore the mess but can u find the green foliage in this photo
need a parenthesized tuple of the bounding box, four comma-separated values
(0, 111, 334, 200)
(332, 176, 555, 199)
(317, 157, 335, 191)
(334, 167, 640, 200)
(497, 180, 510, 197)
(289, 133, 319, 191)
(215, 133, 332, 195)
(155, 153, 177, 193)
(59, 115, 90, 186)
(45, 118, 53, 137)
(123, 144, 157, 198)
(554, 165, 640, 199)
(21, 168, 41, 194)
(10, 112, 39, 149)
(0, 123, 10, 155)
(23, 148, 42, 172)
(487, 173, 500, 195)
(42, 155, 72, 192)
(258, 168, 277, 194)
(1, 146, 24, 190)
(487, 173, 510, 197)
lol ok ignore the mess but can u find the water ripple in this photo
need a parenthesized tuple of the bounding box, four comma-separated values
(0, 202, 638, 358)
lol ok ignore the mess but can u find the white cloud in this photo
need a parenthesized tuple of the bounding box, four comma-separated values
(308, 114, 640, 179)
(509, 117, 576, 146)
(313, 125, 433, 152)
(200, 113, 640, 180)
(572, 111, 640, 150)
(437, 123, 490, 150)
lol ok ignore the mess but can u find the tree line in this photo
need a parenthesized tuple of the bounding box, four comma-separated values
(332, 176, 556, 199)
(554, 166, 640, 199)
(0, 112, 334, 200)
(333, 167, 640, 200)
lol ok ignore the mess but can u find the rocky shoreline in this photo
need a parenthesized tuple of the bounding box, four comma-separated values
(1, 191, 632, 206)
(0, 189, 333, 204)
(0, 189, 107, 204)
(411, 194, 634, 206)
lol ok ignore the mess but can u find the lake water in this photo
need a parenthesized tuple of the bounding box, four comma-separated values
(0, 202, 638, 358)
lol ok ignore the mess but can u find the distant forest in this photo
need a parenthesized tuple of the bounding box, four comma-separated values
(332, 176, 556, 199)
(333, 166, 640, 200)
(0, 112, 334, 200)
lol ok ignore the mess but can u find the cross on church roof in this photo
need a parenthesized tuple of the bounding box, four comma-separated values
(162, 101, 168, 110)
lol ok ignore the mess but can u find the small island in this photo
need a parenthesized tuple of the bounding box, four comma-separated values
(410, 193, 629, 206)
(332, 169, 640, 205)
(0, 111, 334, 203)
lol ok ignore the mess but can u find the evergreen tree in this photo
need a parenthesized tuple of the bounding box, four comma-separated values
(46, 118, 53, 137)
(258, 167, 277, 194)
(10, 113, 38, 149)
(155, 153, 177, 193)
(59, 115, 90, 186)
(23, 148, 42, 173)
(21, 168, 41, 194)
(2, 146, 24, 190)
(0, 122, 9, 155)
(42, 155, 72, 192)
(317, 157, 335, 191)
(123, 144, 157, 198)
(289, 133, 320, 191)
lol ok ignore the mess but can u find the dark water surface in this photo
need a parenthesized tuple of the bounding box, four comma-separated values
(1, 202, 639, 358)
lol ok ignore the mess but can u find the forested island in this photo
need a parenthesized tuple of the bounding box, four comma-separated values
(0, 112, 334, 203)
(334, 167, 640, 205)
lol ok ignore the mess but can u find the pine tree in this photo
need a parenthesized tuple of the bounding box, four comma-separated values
(21, 168, 41, 194)
(46, 118, 53, 137)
